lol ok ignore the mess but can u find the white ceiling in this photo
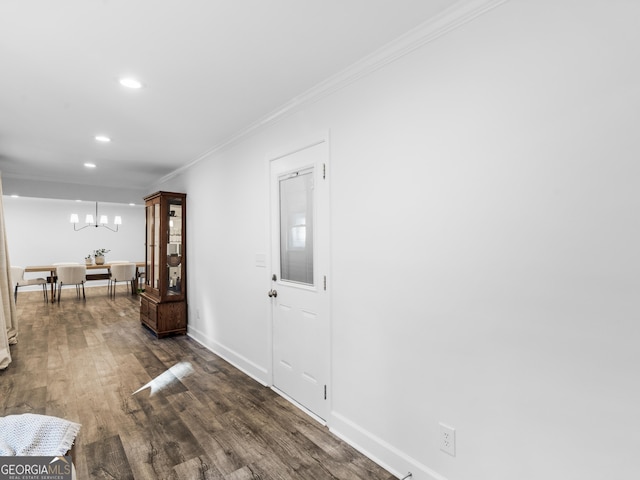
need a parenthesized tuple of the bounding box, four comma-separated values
(0, 0, 458, 203)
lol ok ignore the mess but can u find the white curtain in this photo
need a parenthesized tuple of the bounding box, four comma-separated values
(0, 173, 18, 369)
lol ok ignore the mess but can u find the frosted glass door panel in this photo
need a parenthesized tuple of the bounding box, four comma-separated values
(280, 169, 314, 285)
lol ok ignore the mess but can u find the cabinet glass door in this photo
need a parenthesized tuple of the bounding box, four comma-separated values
(153, 202, 161, 290)
(145, 203, 157, 293)
(167, 197, 183, 296)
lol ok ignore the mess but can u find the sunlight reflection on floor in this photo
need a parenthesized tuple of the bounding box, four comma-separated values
(131, 361, 194, 396)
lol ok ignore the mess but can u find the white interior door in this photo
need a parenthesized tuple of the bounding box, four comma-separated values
(269, 140, 329, 421)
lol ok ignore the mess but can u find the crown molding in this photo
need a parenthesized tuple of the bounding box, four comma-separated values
(158, 0, 509, 185)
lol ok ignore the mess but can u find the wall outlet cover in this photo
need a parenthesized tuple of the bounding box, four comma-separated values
(439, 423, 456, 457)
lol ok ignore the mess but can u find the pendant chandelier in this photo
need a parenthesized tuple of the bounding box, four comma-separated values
(70, 202, 122, 232)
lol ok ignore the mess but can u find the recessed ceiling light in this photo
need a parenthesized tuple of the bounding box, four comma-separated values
(10, 194, 19, 198)
(119, 77, 142, 89)
(129, 203, 135, 206)
(84, 162, 96, 168)
(95, 135, 111, 143)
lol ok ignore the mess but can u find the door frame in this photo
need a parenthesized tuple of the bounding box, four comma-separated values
(265, 132, 331, 423)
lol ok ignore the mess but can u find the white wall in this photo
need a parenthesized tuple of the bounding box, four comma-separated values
(156, 2, 640, 479)
(3, 196, 145, 283)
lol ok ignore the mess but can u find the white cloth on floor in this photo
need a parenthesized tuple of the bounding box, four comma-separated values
(0, 413, 81, 456)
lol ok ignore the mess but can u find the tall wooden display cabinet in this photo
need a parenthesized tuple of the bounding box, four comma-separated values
(140, 191, 187, 337)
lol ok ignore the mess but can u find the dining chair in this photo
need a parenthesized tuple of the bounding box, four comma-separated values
(109, 262, 137, 297)
(106, 260, 129, 293)
(51, 263, 80, 298)
(56, 265, 87, 303)
(10, 266, 48, 303)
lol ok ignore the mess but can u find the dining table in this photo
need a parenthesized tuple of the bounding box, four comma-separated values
(24, 262, 145, 303)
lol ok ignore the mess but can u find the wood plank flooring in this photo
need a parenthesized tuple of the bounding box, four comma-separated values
(0, 288, 395, 480)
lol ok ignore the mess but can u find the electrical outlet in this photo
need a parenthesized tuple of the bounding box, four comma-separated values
(439, 423, 456, 456)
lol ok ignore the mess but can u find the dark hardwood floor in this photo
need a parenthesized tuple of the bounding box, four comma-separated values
(1, 287, 395, 480)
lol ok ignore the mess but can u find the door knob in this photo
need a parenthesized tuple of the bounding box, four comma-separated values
(268, 289, 278, 298)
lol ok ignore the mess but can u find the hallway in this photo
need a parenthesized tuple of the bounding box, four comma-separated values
(0, 288, 394, 479)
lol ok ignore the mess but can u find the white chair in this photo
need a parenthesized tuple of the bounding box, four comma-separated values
(107, 260, 129, 294)
(51, 263, 80, 299)
(10, 266, 48, 303)
(109, 263, 136, 297)
(56, 265, 86, 303)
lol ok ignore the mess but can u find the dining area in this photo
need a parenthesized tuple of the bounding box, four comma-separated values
(3, 194, 185, 341)
(13, 261, 145, 304)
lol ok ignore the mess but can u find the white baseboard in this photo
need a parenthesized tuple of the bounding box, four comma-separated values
(330, 411, 448, 480)
(187, 325, 268, 386)
(16, 281, 110, 293)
